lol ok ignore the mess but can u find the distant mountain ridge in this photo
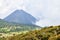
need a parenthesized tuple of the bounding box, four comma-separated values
(0, 10, 40, 33)
(4, 10, 37, 25)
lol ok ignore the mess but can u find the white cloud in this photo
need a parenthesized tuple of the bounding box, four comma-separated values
(35, 0, 60, 26)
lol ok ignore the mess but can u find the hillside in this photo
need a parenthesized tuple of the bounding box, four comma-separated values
(0, 25, 59, 40)
(0, 19, 40, 33)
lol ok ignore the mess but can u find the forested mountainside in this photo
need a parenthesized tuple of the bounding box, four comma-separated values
(0, 19, 40, 33)
(0, 25, 59, 40)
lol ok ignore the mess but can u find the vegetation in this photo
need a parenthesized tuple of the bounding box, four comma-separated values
(0, 19, 40, 33)
(0, 25, 60, 40)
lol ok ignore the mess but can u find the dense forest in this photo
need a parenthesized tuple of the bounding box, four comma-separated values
(0, 25, 60, 40)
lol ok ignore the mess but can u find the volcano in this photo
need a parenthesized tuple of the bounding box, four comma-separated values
(4, 10, 37, 25)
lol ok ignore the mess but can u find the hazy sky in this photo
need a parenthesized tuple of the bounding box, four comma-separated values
(0, 0, 60, 26)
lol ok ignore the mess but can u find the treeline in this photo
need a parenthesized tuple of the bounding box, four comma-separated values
(0, 25, 60, 40)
